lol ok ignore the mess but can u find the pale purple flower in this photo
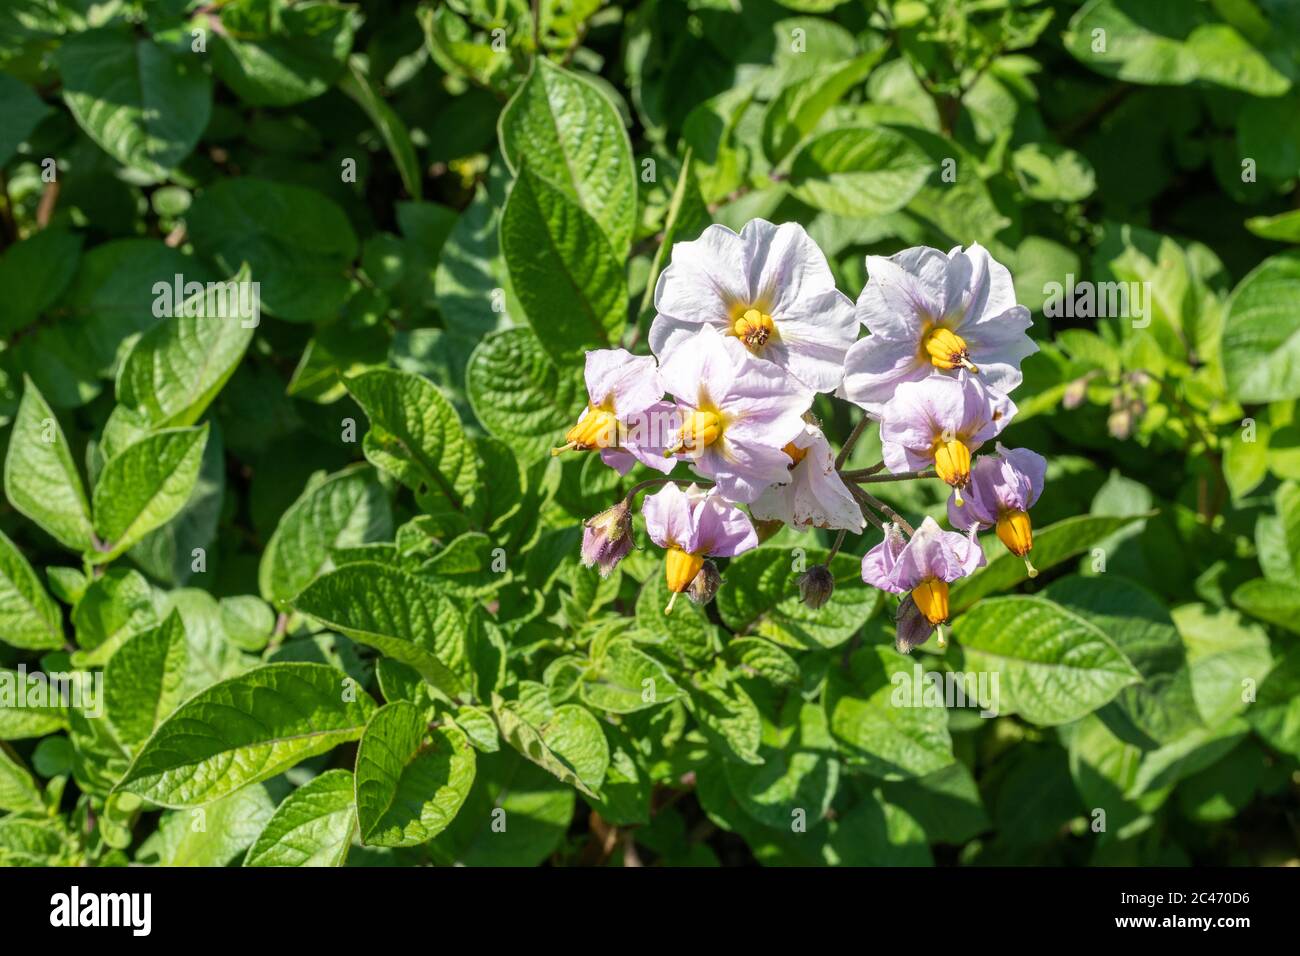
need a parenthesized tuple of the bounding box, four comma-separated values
(860, 517, 984, 633)
(650, 219, 858, 393)
(947, 443, 1047, 531)
(556, 348, 676, 475)
(841, 243, 1036, 415)
(879, 372, 1015, 500)
(642, 483, 757, 558)
(657, 324, 812, 504)
(643, 482, 758, 613)
(949, 442, 1047, 576)
(749, 421, 864, 533)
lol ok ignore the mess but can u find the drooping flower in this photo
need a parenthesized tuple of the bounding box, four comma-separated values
(643, 482, 757, 613)
(649, 219, 858, 393)
(581, 500, 634, 577)
(749, 421, 864, 533)
(657, 324, 812, 504)
(878, 372, 1015, 504)
(948, 443, 1047, 577)
(860, 517, 985, 645)
(841, 243, 1036, 415)
(553, 348, 677, 475)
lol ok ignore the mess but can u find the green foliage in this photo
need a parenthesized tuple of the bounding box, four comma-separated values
(1, 0, 1297, 870)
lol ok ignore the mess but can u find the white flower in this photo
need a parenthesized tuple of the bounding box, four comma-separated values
(649, 219, 858, 393)
(840, 243, 1036, 415)
(750, 421, 864, 533)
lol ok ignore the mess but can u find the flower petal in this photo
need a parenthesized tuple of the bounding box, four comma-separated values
(584, 348, 663, 416)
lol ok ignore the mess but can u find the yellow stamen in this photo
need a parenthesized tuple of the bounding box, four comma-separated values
(996, 509, 1033, 558)
(783, 442, 808, 467)
(935, 623, 948, 649)
(731, 308, 775, 352)
(669, 410, 722, 456)
(911, 577, 950, 626)
(933, 438, 972, 489)
(922, 327, 977, 372)
(665, 546, 705, 600)
(561, 406, 619, 452)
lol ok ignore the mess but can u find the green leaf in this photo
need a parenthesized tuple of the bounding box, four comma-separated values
(4, 376, 94, 552)
(762, 52, 881, 165)
(115, 662, 376, 808)
(103, 611, 189, 750)
(355, 702, 477, 847)
(581, 639, 681, 714)
(682, 678, 763, 766)
(259, 465, 392, 610)
(1246, 646, 1300, 759)
(716, 547, 880, 650)
(1175, 603, 1274, 727)
(0, 230, 83, 337)
(1246, 209, 1300, 243)
(878, 762, 990, 845)
(949, 513, 1151, 612)
(500, 163, 628, 365)
(70, 567, 157, 660)
(1012, 143, 1097, 202)
(1221, 253, 1300, 403)
(1064, 0, 1289, 95)
(211, 0, 356, 107)
(115, 265, 256, 428)
(188, 177, 358, 322)
(954, 596, 1142, 726)
(345, 368, 476, 514)
(499, 57, 636, 254)
(244, 769, 358, 867)
(466, 327, 586, 464)
(0, 668, 67, 739)
(0, 73, 52, 166)
(724, 637, 801, 687)
(340, 55, 422, 200)
(824, 646, 955, 779)
(787, 126, 933, 218)
(492, 685, 608, 797)
(137, 784, 275, 866)
(58, 27, 212, 180)
(0, 528, 63, 650)
(1232, 578, 1300, 634)
(292, 562, 469, 698)
(0, 743, 43, 814)
(91, 425, 210, 563)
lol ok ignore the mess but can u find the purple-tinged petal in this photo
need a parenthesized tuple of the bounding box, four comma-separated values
(693, 440, 793, 504)
(600, 448, 637, 476)
(695, 492, 758, 557)
(857, 248, 950, 337)
(642, 483, 698, 551)
(840, 335, 929, 414)
(584, 348, 663, 417)
(861, 523, 908, 592)
(650, 224, 749, 345)
(760, 288, 858, 393)
(751, 423, 863, 532)
(742, 220, 838, 310)
(656, 323, 739, 409)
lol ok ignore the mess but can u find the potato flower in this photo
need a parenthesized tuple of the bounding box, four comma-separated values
(878, 372, 1015, 505)
(658, 324, 812, 504)
(649, 219, 858, 393)
(553, 348, 677, 475)
(947, 443, 1047, 577)
(860, 517, 985, 644)
(841, 244, 1036, 415)
(643, 483, 757, 613)
(749, 421, 864, 533)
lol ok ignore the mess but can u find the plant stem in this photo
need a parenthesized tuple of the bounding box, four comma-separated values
(854, 487, 914, 535)
(844, 468, 936, 484)
(826, 528, 847, 563)
(835, 417, 871, 468)
(848, 485, 886, 533)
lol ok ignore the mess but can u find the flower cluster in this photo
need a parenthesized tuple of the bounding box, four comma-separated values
(559, 219, 1047, 648)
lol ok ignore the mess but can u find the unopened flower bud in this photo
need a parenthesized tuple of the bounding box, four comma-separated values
(895, 595, 936, 654)
(688, 560, 722, 606)
(581, 500, 633, 577)
(1107, 408, 1133, 440)
(798, 565, 835, 610)
(1062, 377, 1088, 410)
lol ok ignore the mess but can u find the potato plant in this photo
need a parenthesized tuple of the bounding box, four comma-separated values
(0, 0, 1298, 868)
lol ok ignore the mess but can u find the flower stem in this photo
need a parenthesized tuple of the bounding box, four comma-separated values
(848, 485, 887, 533)
(835, 417, 871, 468)
(854, 487, 915, 535)
(826, 528, 847, 563)
(843, 468, 937, 483)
